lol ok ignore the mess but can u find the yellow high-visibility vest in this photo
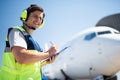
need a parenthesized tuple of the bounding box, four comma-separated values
(0, 26, 42, 80)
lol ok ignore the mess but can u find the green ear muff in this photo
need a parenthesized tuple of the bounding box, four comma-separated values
(39, 21, 44, 28)
(21, 10, 27, 22)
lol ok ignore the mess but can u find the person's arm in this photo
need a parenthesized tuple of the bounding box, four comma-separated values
(11, 43, 58, 64)
(9, 29, 58, 64)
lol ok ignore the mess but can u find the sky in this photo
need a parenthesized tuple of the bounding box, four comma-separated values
(0, 0, 120, 77)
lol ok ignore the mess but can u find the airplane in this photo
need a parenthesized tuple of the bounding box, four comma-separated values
(41, 13, 120, 80)
(42, 26, 120, 80)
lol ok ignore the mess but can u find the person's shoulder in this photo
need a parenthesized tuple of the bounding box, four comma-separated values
(9, 27, 20, 33)
(8, 26, 22, 31)
(8, 26, 23, 33)
(8, 26, 24, 38)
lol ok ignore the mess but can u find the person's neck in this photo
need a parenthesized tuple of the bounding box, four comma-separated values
(23, 25, 34, 34)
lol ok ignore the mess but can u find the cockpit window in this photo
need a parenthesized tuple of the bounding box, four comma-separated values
(97, 31, 111, 35)
(84, 32, 96, 40)
(114, 31, 120, 34)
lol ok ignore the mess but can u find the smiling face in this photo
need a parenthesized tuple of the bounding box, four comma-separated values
(25, 11, 44, 29)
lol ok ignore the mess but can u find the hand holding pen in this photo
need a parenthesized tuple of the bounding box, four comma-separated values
(46, 41, 59, 63)
(48, 41, 59, 56)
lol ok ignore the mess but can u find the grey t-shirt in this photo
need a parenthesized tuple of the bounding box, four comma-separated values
(9, 29, 27, 49)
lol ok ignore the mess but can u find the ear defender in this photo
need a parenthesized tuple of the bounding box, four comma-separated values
(20, 10, 27, 22)
(39, 20, 44, 28)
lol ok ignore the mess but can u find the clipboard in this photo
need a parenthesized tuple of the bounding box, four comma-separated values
(41, 45, 71, 63)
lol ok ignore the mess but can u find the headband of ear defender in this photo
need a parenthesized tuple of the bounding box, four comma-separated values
(20, 6, 44, 28)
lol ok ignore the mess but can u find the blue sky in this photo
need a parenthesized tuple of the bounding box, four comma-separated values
(0, 0, 120, 66)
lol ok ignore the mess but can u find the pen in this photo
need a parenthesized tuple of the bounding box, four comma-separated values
(50, 41, 54, 45)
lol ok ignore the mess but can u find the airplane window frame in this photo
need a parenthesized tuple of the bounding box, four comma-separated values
(114, 31, 120, 34)
(84, 32, 96, 40)
(97, 31, 111, 35)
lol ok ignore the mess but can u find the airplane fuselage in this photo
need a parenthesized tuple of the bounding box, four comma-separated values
(42, 26, 120, 80)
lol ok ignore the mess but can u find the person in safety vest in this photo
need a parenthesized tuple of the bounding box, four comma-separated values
(0, 4, 58, 80)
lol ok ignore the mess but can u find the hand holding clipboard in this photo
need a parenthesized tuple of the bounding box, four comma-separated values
(41, 45, 71, 63)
